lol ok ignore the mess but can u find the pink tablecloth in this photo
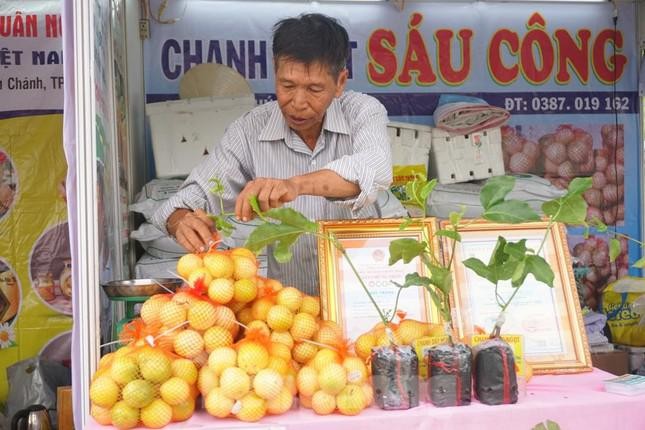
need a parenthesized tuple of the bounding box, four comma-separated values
(88, 369, 645, 430)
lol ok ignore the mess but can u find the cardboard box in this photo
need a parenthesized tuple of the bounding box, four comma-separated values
(592, 350, 630, 375)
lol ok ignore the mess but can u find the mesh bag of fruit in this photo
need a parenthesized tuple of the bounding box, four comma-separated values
(90, 320, 199, 429)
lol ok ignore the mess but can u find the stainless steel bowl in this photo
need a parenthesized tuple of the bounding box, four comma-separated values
(101, 278, 183, 298)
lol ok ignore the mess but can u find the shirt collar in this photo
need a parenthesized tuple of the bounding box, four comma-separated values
(258, 97, 350, 142)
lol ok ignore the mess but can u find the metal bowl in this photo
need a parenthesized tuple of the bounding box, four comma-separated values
(101, 278, 183, 298)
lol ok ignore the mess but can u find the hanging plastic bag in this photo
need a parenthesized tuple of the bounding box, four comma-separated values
(601, 277, 645, 346)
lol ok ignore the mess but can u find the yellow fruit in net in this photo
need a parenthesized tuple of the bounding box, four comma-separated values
(270, 331, 294, 349)
(159, 300, 187, 328)
(212, 305, 238, 335)
(203, 326, 233, 352)
(232, 254, 258, 280)
(235, 392, 267, 422)
(204, 387, 234, 418)
(343, 356, 368, 385)
(336, 384, 366, 416)
(234, 278, 258, 303)
(251, 297, 274, 322)
(276, 287, 302, 312)
(188, 267, 213, 288)
(292, 341, 318, 364)
(90, 403, 112, 425)
(173, 329, 204, 358)
(160, 376, 191, 406)
(140, 399, 173, 429)
(203, 252, 235, 279)
(171, 358, 198, 385)
(236, 307, 254, 326)
(375, 329, 402, 347)
(354, 332, 376, 361)
(237, 341, 269, 375)
(208, 346, 237, 375)
(312, 390, 336, 415)
(177, 253, 203, 279)
(299, 394, 313, 409)
(311, 348, 341, 373)
(264, 278, 283, 293)
(220, 367, 251, 400)
(193, 350, 209, 368)
(361, 382, 374, 407)
(296, 366, 319, 397)
(89, 376, 120, 408)
(246, 320, 271, 337)
(187, 301, 217, 330)
(290, 312, 317, 340)
(155, 325, 180, 351)
(266, 386, 293, 415)
(122, 379, 156, 408)
(269, 342, 292, 363)
(228, 299, 247, 313)
(109, 356, 139, 386)
(208, 278, 235, 304)
(140, 295, 170, 326)
(267, 356, 289, 376)
(171, 397, 195, 422)
(110, 400, 139, 430)
(318, 363, 347, 395)
(314, 326, 342, 348)
(426, 323, 446, 337)
(172, 291, 196, 307)
(97, 352, 115, 370)
(197, 366, 219, 396)
(300, 295, 320, 317)
(284, 371, 298, 396)
(398, 319, 427, 345)
(253, 368, 284, 400)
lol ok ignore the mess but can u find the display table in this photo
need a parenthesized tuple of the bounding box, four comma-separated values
(88, 369, 645, 429)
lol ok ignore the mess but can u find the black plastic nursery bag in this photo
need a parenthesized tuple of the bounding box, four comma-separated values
(473, 337, 518, 405)
(426, 342, 472, 407)
(371, 345, 419, 410)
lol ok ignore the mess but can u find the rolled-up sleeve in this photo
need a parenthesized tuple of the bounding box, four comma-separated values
(151, 120, 252, 234)
(323, 98, 392, 215)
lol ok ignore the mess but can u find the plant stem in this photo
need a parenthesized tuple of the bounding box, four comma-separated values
(389, 285, 405, 324)
(332, 235, 389, 325)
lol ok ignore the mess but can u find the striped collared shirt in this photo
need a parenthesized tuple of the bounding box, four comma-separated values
(152, 90, 395, 296)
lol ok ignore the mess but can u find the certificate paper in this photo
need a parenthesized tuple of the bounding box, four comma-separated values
(338, 238, 428, 340)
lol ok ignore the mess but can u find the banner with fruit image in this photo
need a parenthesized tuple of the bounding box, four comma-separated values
(0, 0, 71, 403)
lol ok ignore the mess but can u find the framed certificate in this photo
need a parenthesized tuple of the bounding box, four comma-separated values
(442, 220, 592, 374)
(318, 218, 440, 341)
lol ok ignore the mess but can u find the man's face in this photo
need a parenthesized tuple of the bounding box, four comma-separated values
(275, 58, 347, 137)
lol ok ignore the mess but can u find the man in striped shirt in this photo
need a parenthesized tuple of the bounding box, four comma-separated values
(152, 13, 400, 296)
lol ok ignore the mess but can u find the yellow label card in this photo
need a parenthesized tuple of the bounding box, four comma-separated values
(413, 335, 450, 378)
(471, 334, 525, 376)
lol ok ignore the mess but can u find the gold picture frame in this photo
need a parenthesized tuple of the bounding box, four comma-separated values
(318, 218, 441, 341)
(442, 220, 592, 375)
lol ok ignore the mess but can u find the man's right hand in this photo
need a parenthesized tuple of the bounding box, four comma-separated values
(166, 208, 217, 253)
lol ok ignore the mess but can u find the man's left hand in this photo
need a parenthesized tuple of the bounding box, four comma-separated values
(236, 178, 299, 221)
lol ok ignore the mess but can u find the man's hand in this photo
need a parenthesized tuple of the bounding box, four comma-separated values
(235, 178, 300, 221)
(0, 184, 14, 211)
(167, 208, 216, 253)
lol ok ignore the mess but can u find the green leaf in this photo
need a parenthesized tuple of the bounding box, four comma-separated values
(212, 216, 235, 237)
(399, 272, 432, 289)
(483, 200, 541, 224)
(525, 255, 554, 288)
(463, 258, 494, 284)
(430, 265, 453, 296)
(249, 195, 263, 217)
(272, 232, 301, 263)
(542, 195, 588, 225)
(480, 176, 516, 210)
(609, 238, 621, 262)
(511, 259, 528, 288)
(435, 229, 461, 241)
(532, 424, 547, 430)
(426, 288, 444, 316)
(504, 239, 528, 260)
(593, 218, 608, 232)
(245, 223, 306, 256)
(419, 178, 437, 202)
(489, 236, 509, 267)
(264, 207, 318, 233)
(545, 420, 562, 430)
(389, 238, 426, 265)
(208, 177, 225, 195)
(633, 257, 645, 269)
(566, 177, 593, 197)
(449, 210, 463, 227)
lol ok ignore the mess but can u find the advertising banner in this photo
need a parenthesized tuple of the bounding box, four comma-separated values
(0, 1, 71, 402)
(143, 1, 640, 310)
